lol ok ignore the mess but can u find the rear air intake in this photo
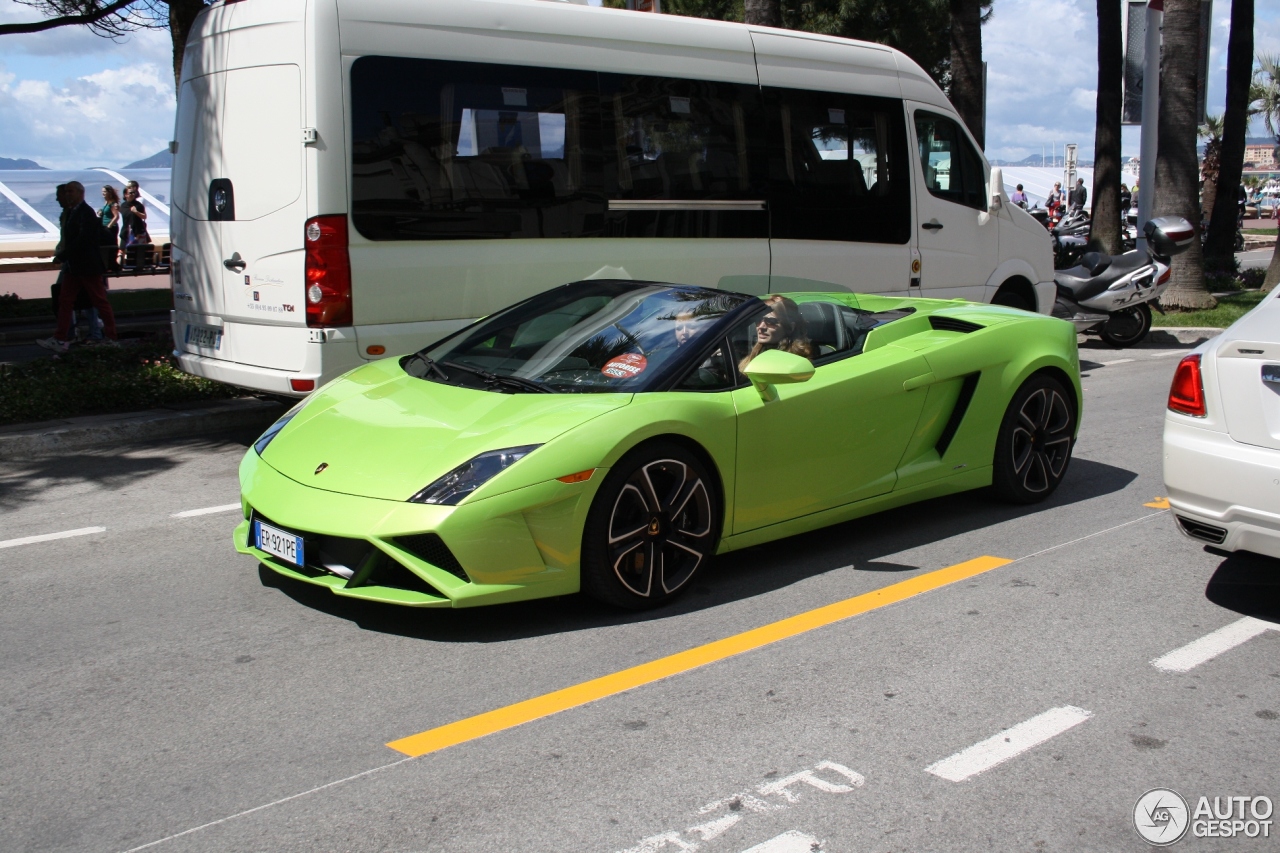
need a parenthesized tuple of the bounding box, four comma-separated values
(397, 533, 470, 582)
(930, 316, 984, 334)
(1175, 516, 1227, 545)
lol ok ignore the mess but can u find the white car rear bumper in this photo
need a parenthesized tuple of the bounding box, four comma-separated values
(1163, 416, 1280, 560)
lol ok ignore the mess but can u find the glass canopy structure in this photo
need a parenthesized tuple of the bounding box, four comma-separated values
(0, 167, 171, 244)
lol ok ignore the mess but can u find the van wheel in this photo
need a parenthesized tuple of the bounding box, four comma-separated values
(991, 375, 1076, 504)
(580, 443, 720, 610)
(992, 289, 1034, 311)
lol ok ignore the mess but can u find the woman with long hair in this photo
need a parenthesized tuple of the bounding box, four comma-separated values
(738, 295, 813, 371)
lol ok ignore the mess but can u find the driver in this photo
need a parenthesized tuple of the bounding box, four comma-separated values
(674, 311, 698, 346)
(738, 295, 813, 371)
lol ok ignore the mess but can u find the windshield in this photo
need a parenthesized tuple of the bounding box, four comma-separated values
(406, 281, 753, 393)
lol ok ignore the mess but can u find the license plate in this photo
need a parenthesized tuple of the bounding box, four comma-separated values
(255, 520, 304, 567)
(186, 324, 223, 350)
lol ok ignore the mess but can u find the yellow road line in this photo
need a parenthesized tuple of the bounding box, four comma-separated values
(387, 555, 1011, 757)
(1144, 497, 1171, 509)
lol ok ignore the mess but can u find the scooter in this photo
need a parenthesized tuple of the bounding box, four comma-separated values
(1051, 216, 1195, 347)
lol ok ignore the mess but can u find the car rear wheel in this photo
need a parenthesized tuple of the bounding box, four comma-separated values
(991, 375, 1076, 504)
(581, 442, 720, 610)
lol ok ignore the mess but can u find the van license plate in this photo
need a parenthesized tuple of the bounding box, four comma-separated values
(255, 520, 304, 567)
(186, 324, 222, 350)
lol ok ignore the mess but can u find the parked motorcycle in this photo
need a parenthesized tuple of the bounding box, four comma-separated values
(1051, 216, 1195, 347)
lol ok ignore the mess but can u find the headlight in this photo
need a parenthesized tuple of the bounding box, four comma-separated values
(253, 403, 305, 455)
(409, 445, 541, 505)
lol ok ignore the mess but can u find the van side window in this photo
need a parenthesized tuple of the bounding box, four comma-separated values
(914, 111, 986, 212)
(763, 88, 911, 245)
(598, 74, 767, 239)
(350, 57, 604, 241)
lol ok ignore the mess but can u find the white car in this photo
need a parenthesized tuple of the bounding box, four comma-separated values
(1163, 291, 1280, 558)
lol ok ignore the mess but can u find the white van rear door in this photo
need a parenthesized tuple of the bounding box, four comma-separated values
(216, 64, 307, 358)
(172, 72, 225, 320)
(907, 102, 998, 301)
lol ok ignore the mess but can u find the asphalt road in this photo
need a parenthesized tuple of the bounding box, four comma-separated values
(2, 337, 1278, 853)
(1238, 248, 1273, 271)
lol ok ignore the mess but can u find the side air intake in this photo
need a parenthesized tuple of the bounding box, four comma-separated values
(936, 373, 981, 456)
(930, 316, 984, 334)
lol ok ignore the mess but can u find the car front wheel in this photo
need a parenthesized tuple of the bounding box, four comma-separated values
(991, 375, 1076, 504)
(581, 442, 720, 609)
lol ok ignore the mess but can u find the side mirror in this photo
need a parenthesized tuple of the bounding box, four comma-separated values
(989, 166, 1004, 210)
(742, 349, 815, 402)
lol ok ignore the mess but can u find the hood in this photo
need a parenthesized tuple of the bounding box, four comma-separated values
(262, 361, 631, 501)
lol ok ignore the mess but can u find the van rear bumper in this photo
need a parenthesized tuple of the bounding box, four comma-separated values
(176, 351, 319, 397)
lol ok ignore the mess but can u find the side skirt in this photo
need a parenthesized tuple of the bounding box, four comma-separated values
(716, 466, 993, 554)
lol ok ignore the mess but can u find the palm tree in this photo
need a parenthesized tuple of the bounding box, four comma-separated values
(1199, 114, 1224, 232)
(949, 0, 986, 147)
(744, 0, 781, 26)
(1090, 0, 1124, 255)
(1155, 0, 1215, 310)
(1204, 0, 1253, 267)
(1249, 55, 1280, 290)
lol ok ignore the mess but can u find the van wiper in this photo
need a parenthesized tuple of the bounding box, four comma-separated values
(442, 361, 551, 393)
(405, 352, 449, 382)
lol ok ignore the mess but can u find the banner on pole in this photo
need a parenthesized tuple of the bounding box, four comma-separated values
(1123, 0, 1212, 126)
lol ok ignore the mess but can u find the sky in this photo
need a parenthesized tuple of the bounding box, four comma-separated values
(0, 0, 1278, 169)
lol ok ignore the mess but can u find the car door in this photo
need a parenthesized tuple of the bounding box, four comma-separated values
(728, 305, 930, 534)
(908, 106, 998, 301)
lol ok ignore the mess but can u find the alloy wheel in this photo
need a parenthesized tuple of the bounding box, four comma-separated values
(607, 458, 712, 598)
(1009, 387, 1073, 494)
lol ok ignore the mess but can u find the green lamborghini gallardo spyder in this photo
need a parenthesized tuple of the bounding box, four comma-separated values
(237, 280, 1080, 610)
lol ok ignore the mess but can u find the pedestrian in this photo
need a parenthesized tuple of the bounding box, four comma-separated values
(1119, 183, 1132, 217)
(1068, 178, 1087, 211)
(119, 182, 150, 266)
(1047, 181, 1064, 208)
(37, 181, 118, 353)
(1010, 184, 1028, 207)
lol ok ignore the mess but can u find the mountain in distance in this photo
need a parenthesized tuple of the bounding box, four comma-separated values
(0, 157, 47, 170)
(123, 149, 172, 169)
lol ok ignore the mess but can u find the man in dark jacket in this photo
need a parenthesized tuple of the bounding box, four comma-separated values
(37, 181, 118, 352)
(1068, 178, 1087, 211)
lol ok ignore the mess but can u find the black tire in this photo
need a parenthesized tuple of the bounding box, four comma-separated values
(1098, 302, 1152, 347)
(580, 442, 720, 610)
(992, 289, 1034, 311)
(991, 375, 1076, 504)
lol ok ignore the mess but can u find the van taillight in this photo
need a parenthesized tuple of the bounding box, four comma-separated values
(304, 214, 352, 327)
(1168, 354, 1206, 417)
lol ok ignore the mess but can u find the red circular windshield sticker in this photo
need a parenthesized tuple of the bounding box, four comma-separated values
(601, 352, 648, 379)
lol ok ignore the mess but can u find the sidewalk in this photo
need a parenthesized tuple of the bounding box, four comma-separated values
(0, 397, 285, 458)
(0, 269, 171, 300)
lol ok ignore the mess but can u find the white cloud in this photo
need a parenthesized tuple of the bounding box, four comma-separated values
(0, 60, 174, 168)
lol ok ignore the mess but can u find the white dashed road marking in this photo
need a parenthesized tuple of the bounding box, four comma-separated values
(739, 831, 823, 853)
(1151, 617, 1277, 673)
(171, 503, 241, 518)
(1149, 349, 1191, 358)
(925, 705, 1093, 782)
(0, 526, 106, 549)
(1098, 358, 1134, 366)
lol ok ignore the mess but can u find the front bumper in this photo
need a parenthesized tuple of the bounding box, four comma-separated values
(236, 450, 600, 607)
(1163, 416, 1280, 560)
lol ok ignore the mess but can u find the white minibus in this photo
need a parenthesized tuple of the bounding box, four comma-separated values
(170, 0, 1053, 396)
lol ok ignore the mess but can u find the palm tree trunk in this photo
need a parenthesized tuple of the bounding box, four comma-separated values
(743, 0, 781, 27)
(1204, 0, 1253, 265)
(1155, 0, 1215, 310)
(949, 0, 984, 147)
(1090, 0, 1123, 255)
(1264, 243, 1280, 292)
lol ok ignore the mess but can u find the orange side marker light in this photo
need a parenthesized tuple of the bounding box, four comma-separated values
(366, 345, 386, 356)
(556, 469, 594, 484)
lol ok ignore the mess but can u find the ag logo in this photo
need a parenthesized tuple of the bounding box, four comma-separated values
(1135, 788, 1190, 846)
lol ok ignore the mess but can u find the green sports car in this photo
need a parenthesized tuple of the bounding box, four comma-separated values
(237, 280, 1080, 610)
